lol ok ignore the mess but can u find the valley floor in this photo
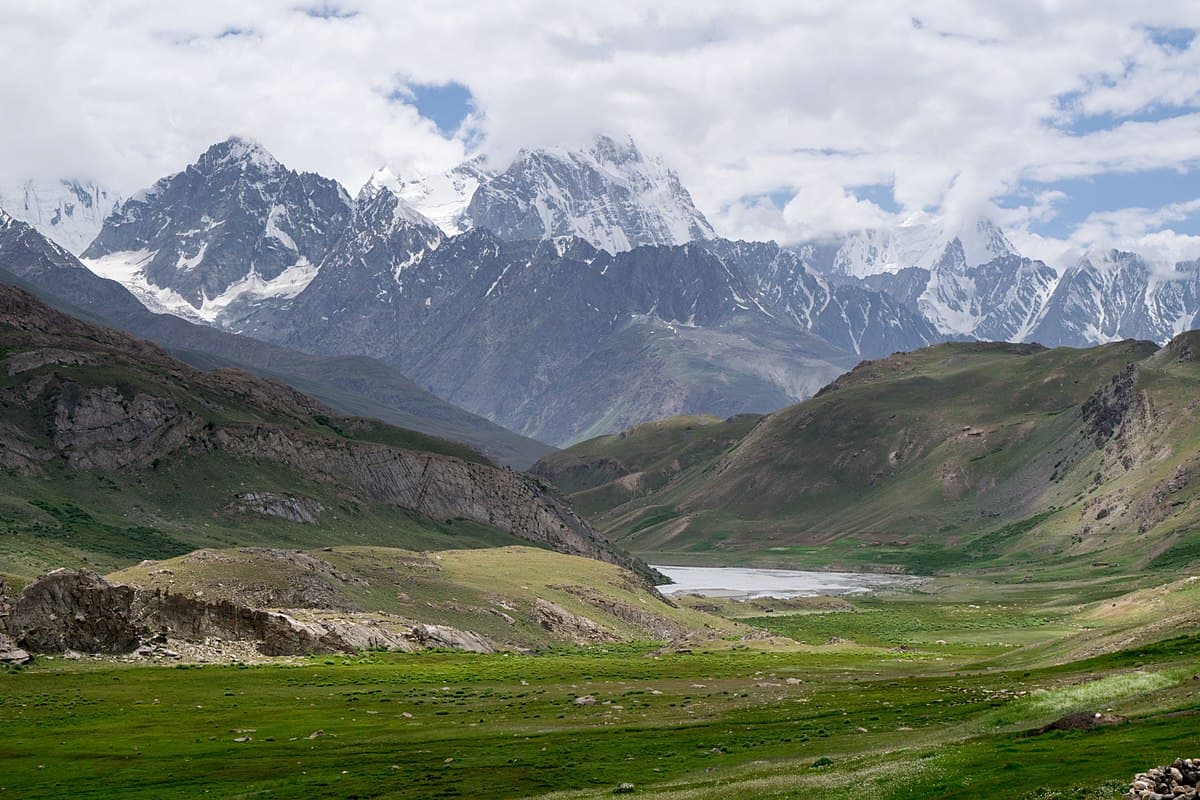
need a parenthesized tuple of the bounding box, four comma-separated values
(3, 581, 1199, 799)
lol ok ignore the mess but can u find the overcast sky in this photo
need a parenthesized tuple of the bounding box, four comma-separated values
(5, 1, 1200, 266)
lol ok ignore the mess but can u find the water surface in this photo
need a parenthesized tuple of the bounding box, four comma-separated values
(653, 565, 912, 600)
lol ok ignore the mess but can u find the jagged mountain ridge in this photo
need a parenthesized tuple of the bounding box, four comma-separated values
(370, 157, 491, 236)
(244, 229, 858, 444)
(829, 215, 1017, 278)
(67, 135, 1200, 449)
(76, 139, 957, 444)
(1031, 250, 1200, 347)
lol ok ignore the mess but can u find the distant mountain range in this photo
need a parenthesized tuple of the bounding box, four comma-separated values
(7, 133, 1200, 447)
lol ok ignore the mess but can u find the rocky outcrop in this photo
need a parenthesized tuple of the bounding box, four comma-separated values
(50, 383, 201, 470)
(1033, 711, 1127, 735)
(211, 425, 654, 580)
(10, 569, 141, 652)
(7, 347, 93, 375)
(532, 598, 619, 644)
(1082, 364, 1145, 447)
(554, 585, 696, 640)
(0, 634, 29, 665)
(5, 569, 494, 658)
(413, 623, 494, 653)
(231, 493, 324, 524)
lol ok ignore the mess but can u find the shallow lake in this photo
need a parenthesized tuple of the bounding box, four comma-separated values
(652, 565, 913, 600)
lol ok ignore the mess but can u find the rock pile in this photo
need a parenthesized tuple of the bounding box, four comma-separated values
(1127, 758, 1200, 799)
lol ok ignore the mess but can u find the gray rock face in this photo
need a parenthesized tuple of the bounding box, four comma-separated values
(7, 347, 94, 376)
(412, 623, 494, 653)
(228, 183, 444, 344)
(466, 135, 714, 253)
(211, 425, 639, 575)
(0, 578, 28, 665)
(50, 383, 199, 470)
(909, 240, 1058, 340)
(532, 598, 619, 644)
(83, 137, 352, 308)
(707, 239, 945, 358)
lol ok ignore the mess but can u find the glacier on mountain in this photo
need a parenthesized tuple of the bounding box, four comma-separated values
(0, 179, 119, 255)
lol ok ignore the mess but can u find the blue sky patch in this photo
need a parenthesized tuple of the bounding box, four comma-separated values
(1145, 26, 1196, 51)
(1020, 166, 1200, 237)
(851, 183, 901, 214)
(392, 82, 474, 137)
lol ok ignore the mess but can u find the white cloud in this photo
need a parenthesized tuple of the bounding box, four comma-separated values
(4, 0, 1200, 257)
(1009, 198, 1200, 270)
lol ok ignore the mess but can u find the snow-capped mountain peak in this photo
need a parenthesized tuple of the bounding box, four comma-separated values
(359, 165, 404, 203)
(465, 134, 715, 253)
(958, 216, 1017, 268)
(82, 137, 352, 323)
(198, 136, 283, 175)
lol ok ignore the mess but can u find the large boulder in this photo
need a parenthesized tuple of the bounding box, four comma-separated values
(9, 569, 140, 652)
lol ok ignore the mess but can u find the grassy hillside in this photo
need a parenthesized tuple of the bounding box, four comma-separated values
(539, 337, 1200, 578)
(531, 414, 761, 516)
(0, 284, 639, 585)
(109, 545, 742, 649)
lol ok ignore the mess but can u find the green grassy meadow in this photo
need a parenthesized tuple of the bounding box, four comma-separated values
(4, 584, 1199, 799)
